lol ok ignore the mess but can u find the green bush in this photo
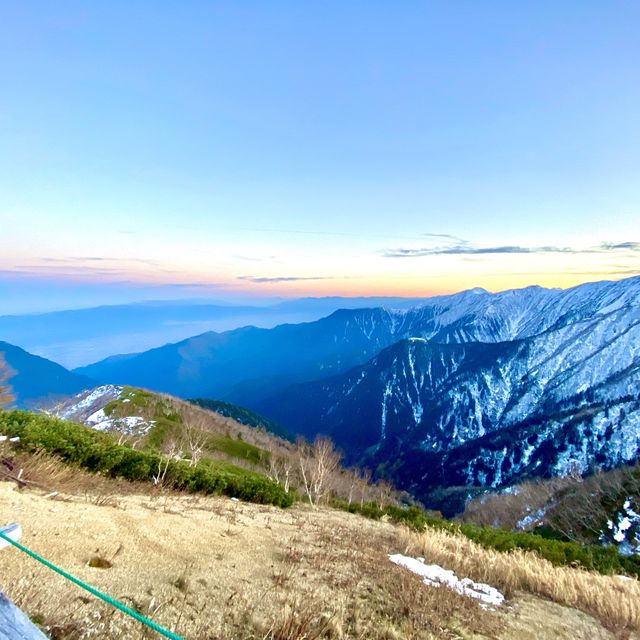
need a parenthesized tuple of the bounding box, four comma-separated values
(0, 410, 294, 508)
(205, 434, 267, 465)
(335, 499, 640, 577)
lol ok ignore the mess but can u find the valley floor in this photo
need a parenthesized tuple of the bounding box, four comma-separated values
(0, 481, 638, 640)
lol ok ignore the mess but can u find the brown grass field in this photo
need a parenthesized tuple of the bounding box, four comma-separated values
(1, 458, 640, 640)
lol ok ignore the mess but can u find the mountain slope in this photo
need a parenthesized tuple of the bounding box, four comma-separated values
(76, 276, 640, 409)
(258, 300, 640, 507)
(0, 341, 92, 408)
(75, 309, 401, 401)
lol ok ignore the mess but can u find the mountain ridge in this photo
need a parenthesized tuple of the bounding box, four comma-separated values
(75, 276, 640, 404)
(257, 296, 640, 508)
(0, 341, 92, 408)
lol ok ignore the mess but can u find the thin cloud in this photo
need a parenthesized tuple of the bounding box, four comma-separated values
(423, 233, 468, 243)
(384, 245, 575, 257)
(233, 254, 278, 263)
(16, 265, 133, 276)
(39, 256, 164, 267)
(159, 282, 226, 289)
(238, 227, 475, 242)
(384, 240, 640, 258)
(238, 275, 333, 283)
(599, 242, 640, 251)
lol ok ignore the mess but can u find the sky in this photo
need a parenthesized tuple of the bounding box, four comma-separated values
(1, 1, 639, 314)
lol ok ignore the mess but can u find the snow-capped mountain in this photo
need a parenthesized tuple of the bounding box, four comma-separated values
(257, 276, 640, 507)
(73, 276, 640, 509)
(76, 276, 640, 410)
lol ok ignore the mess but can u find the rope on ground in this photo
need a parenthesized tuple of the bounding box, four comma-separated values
(0, 526, 184, 640)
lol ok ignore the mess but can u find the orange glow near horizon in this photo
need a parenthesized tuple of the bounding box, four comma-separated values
(2, 243, 638, 304)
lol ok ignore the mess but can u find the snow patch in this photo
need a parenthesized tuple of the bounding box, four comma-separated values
(388, 554, 504, 608)
(58, 385, 123, 417)
(516, 507, 547, 531)
(601, 497, 640, 555)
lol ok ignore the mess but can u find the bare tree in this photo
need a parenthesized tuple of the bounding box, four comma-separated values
(375, 479, 394, 510)
(359, 467, 373, 508)
(0, 354, 15, 410)
(183, 422, 208, 467)
(265, 447, 294, 494)
(297, 436, 342, 507)
(153, 439, 180, 487)
(346, 468, 360, 505)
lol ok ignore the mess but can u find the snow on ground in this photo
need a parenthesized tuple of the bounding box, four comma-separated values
(56, 385, 123, 420)
(86, 408, 108, 425)
(53, 385, 154, 436)
(516, 506, 548, 531)
(86, 408, 153, 435)
(602, 498, 640, 555)
(388, 554, 505, 608)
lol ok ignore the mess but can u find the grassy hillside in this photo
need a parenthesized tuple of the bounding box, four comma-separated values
(0, 410, 292, 507)
(5, 404, 640, 580)
(101, 387, 270, 466)
(54, 386, 408, 512)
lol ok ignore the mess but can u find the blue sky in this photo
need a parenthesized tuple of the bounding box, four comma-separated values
(1, 1, 639, 313)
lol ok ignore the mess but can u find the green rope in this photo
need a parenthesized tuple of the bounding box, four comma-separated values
(0, 529, 183, 640)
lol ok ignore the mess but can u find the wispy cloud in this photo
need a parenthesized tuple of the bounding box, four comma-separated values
(233, 254, 278, 263)
(38, 256, 164, 267)
(237, 227, 474, 242)
(40, 256, 111, 263)
(238, 275, 333, 283)
(599, 242, 640, 252)
(383, 239, 640, 258)
(15, 265, 133, 277)
(423, 233, 468, 243)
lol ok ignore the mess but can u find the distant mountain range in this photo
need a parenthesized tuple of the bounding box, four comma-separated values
(75, 307, 404, 401)
(260, 323, 639, 506)
(77, 276, 640, 403)
(74, 276, 640, 509)
(3, 276, 639, 513)
(256, 277, 640, 507)
(0, 341, 92, 408)
(0, 296, 423, 368)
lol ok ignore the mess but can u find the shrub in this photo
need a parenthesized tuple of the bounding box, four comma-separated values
(0, 410, 294, 508)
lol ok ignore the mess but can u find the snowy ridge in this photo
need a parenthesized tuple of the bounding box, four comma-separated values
(55, 385, 123, 422)
(53, 386, 155, 436)
(259, 276, 640, 502)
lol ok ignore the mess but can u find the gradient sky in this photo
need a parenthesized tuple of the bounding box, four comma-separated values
(1, 1, 639, 313)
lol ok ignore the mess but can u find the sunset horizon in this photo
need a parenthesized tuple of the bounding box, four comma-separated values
(2, 2, 639, 312)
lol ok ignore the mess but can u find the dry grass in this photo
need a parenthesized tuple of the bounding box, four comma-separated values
(401, 526, 640, 636)
(6, 449, 152, 499)
(461, 477, 572, 530)
(1, 472, 638, 639)
(0, 480, 501, 639)
(258, 599, 335, 640)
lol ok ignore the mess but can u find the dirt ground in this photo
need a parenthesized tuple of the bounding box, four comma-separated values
(0, 481, 634, 640)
